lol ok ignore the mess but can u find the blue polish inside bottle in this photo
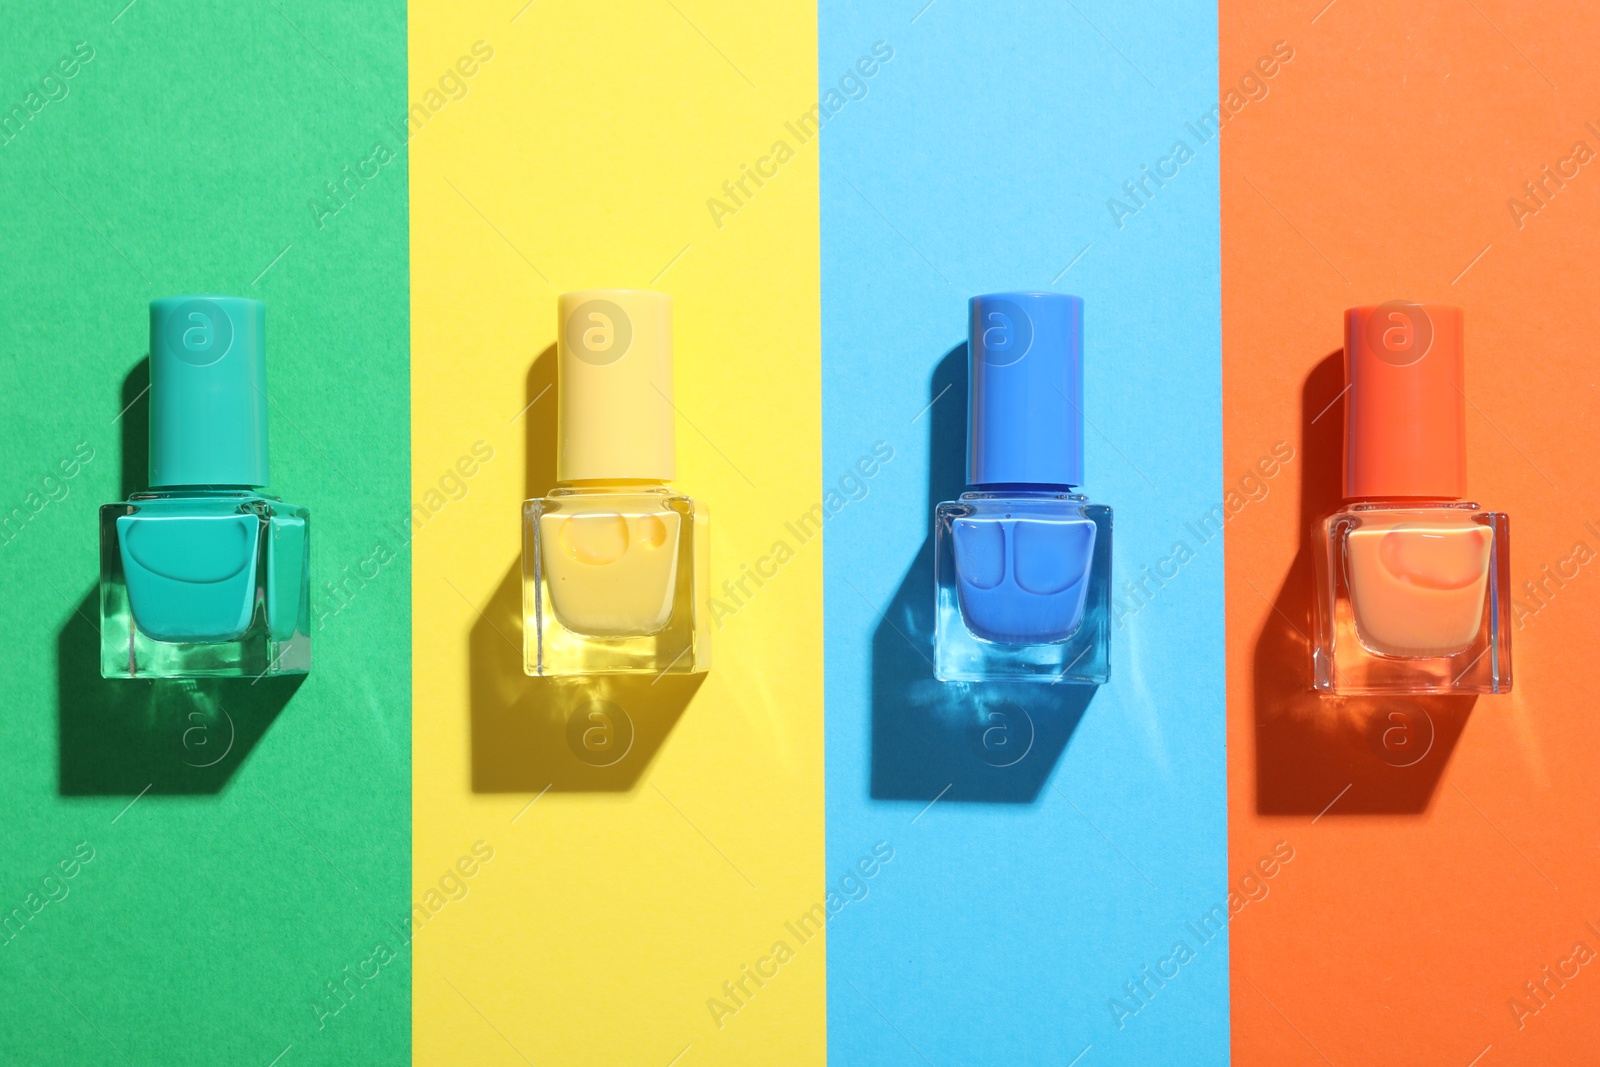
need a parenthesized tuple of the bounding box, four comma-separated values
(950, 502, 1096, 643)
(934, 293, 1111, 684)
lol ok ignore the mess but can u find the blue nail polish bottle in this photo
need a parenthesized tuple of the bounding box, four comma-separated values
(934, 293, 1111, 684)
(99, 297, 311, 678)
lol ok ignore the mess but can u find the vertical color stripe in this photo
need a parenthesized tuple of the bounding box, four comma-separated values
(1222, 1, 1600, 1062)
(0, 3, 412, 1065)
(408, 1, 826, 1063)
(820, 3, 1226, 1064)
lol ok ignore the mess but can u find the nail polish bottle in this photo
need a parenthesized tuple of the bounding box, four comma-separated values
(100, 297, 311, 679)
(1312, 302, 1511, 694)
(522, 290, 709, 676)
(934, 293, 1111, 684)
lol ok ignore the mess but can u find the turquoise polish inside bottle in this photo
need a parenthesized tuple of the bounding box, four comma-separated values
(99, 297, 311, 679)
(118, 508, 259, 641)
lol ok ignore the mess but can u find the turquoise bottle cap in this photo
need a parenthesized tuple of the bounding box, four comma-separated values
(148, 296, 269, 487)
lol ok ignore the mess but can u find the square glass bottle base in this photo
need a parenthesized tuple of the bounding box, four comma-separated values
(99, 612, 311, 679)
(99, 493, 312, 680)
(933, 493, 1112, 684)
(934, 595, 1111, 683)
(522, 487, 709, 677)
(1311, 502, 1510, 695)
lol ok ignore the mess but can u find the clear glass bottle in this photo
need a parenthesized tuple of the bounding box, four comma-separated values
(1313, 502, 1508, 693)
(935, 489, 1111, 683)
(101, 490, 310, 678)
(524, 483, 707, 675)
(1311, 303, 1510, 695)
(523, 290, 709, 676)
(100, 297, 311, 679)
(934, 293, 1111, 684)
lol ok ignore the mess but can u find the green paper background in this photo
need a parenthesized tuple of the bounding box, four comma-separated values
(0, 3, 410, 1064)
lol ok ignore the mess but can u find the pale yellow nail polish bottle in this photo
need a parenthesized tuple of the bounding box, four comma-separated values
(522, 290, 710, 676)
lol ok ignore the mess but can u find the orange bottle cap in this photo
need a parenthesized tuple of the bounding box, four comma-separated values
(1343, 302, 1467, 500)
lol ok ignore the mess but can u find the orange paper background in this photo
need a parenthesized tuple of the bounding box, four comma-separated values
(1223, 1, 1600, 1063)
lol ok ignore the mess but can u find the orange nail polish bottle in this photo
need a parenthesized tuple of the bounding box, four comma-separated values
(1312, 302, 1511, 694)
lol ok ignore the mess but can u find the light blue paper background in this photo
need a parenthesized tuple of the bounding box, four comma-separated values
(820, 2, 1227, 1063)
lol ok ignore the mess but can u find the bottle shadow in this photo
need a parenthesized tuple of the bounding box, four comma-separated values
(1252, 350, 1475, 816)
(467, 345, 702, 794)
(870, 344, 1095, 804)
(56, 357, 302, 797)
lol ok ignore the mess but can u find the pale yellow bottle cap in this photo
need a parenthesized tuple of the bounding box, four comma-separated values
(557, 289, 675, 482)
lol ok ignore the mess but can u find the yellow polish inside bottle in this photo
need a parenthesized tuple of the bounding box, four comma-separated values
(542, 508, 680, 636)
(521, 291, 709, 676)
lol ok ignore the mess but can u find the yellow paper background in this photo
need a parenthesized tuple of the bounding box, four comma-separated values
(408, 1, 825, 1062)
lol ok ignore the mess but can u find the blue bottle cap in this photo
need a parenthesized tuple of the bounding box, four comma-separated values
(148, 296, 269, 487)
(967, 292, 1084, 488)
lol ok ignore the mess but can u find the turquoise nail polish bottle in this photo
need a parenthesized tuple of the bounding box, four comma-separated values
(99, 297, 311, 679)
